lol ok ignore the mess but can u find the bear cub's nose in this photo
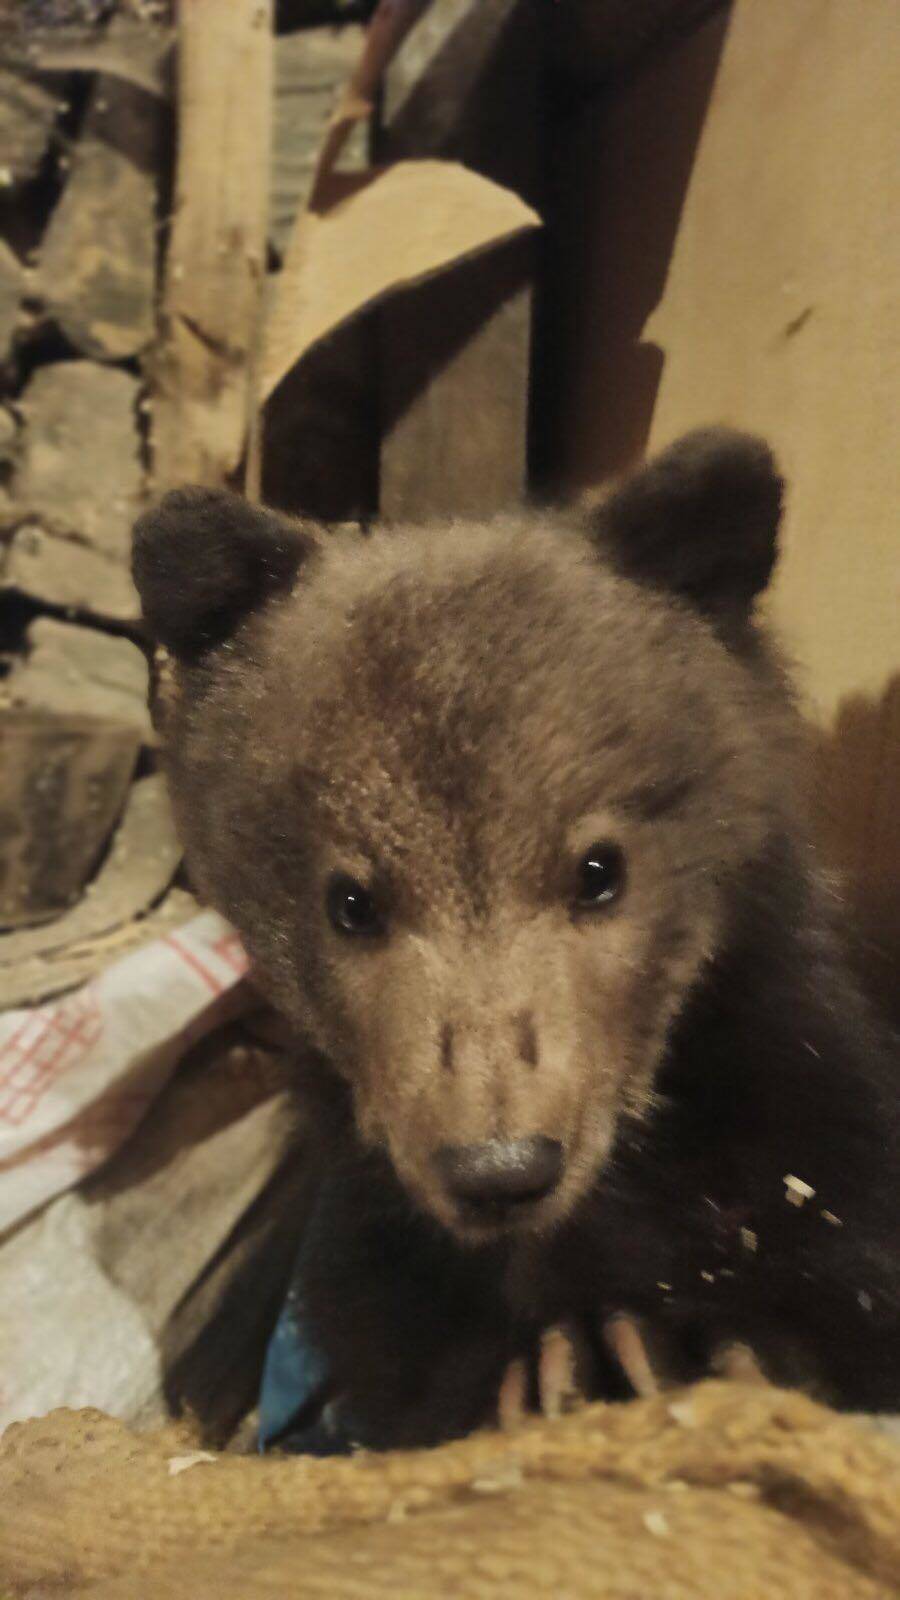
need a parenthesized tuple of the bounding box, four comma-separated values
(436, 1136, 563, 1209)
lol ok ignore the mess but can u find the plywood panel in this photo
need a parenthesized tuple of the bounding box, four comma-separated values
(555, 0, 900, 1002)
(378, 0, 540, 521)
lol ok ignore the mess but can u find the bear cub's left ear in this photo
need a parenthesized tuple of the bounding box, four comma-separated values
(132, 486, 313, 658)
(593, 427, 784, 625)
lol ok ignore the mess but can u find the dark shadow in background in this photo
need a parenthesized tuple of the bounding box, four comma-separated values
(533, 7, 732, 493)
(377, 237, 534, 437)
(262, 317, 380, 523)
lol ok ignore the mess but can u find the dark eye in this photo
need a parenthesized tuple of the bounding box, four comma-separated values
(327, 873, 384, 936)
(575, 843, 625, 909)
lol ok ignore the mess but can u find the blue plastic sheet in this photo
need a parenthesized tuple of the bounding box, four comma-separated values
(258, 1178, 361, 1455)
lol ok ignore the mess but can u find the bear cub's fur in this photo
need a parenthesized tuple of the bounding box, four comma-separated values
(133, 429, 899, 1448)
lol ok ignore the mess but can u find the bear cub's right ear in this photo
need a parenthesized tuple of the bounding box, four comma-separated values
(132, 487, 313, 658)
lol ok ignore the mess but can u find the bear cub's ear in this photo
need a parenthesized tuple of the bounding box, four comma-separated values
(593, 427, 784, 624)
(132, 487, 313, 658)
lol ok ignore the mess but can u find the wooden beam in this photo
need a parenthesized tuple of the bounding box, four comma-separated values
(151, 0, 273, 491)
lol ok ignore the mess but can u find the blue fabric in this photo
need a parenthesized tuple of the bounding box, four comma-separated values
(257, 1288, 336, 1452)
(258, 1179, 361, 1456)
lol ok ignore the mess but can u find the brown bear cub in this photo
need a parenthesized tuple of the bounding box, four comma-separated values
(133, 429, 899, 1449)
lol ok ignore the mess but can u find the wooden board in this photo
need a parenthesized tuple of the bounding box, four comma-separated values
(379, 241, 533, 521)
(269, 25, 366, 262)
(553, 0, 900, 1009)
(377, 0, 540, 521)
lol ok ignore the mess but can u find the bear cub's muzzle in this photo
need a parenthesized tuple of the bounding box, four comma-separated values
(434, 1135, 564, 1225)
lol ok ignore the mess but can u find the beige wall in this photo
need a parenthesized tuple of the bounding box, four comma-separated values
(556, 0, 900, 999)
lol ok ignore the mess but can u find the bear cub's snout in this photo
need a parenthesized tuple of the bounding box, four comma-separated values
(435, 1135, 564, 1219)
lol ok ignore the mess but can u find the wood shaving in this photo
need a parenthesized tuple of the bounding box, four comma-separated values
(667, 1400, 697, 1428)
(643, 1509, 670, 1537)
(784, 1174, 815, 1206)
(167, 1451, 217, 1478)
(472, 1460, 523, 1495)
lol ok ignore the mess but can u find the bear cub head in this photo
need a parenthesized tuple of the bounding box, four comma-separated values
(133, 429, 791, 1244)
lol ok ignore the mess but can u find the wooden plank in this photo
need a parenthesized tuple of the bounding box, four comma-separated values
(269, 26, 366, 263)
(379, 243, 533, 520)
(554, 0, 900, 1008)
(151, 0, 273, 490)
(377, 0, 540, 521)
(261, 156, 538, 520)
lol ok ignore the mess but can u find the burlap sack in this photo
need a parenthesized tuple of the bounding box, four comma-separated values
(2, 1381, 898, 1598)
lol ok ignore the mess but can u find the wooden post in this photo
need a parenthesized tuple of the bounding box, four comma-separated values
(152, 0, 273, 491)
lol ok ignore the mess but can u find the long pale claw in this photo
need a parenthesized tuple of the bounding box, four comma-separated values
(602, 1312, 665, 1397)
(537, 1323, 586, 1419)
(497, 1324, 590, 1429)
(497, 1355, 529, 1431)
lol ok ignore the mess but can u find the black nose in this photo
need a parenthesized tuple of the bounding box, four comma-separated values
(435, 1136, 563, 1208)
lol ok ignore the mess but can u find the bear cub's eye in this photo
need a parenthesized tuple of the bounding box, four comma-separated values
(327, 873, 383, 937)
(575, 843, 625, 909)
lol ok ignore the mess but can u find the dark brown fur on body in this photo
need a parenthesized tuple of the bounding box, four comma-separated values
(133, 431, 900, 1446)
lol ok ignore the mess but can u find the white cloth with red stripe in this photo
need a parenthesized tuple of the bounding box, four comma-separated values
(0, 911, 250, 1236)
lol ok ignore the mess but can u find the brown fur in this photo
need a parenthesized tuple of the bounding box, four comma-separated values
(145, 512, 794, 1237)
(133, 431, 900, 1445)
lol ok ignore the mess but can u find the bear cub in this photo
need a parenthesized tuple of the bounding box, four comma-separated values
(133, 429, 899, 1449)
